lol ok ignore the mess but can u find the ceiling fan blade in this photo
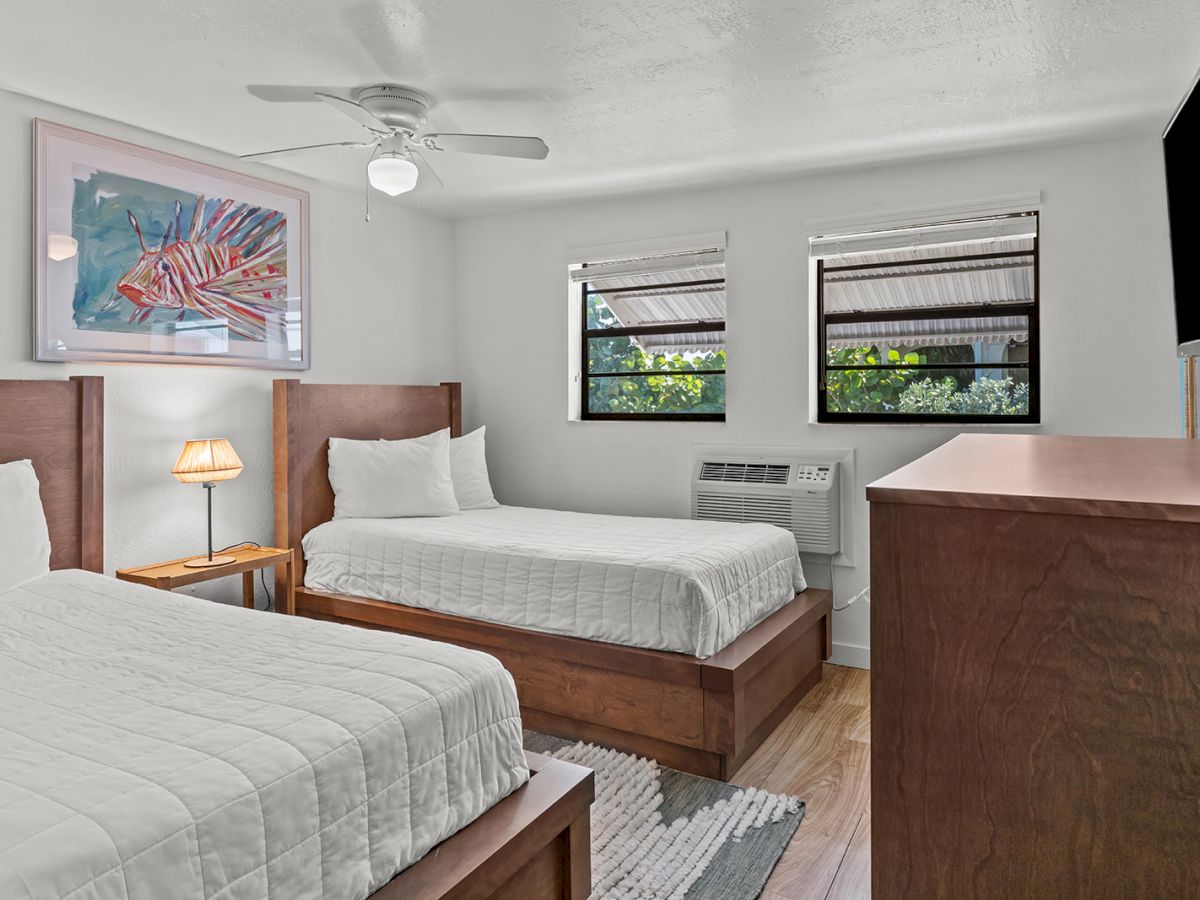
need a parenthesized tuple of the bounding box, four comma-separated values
(409, 149, 443, 189)
(314, 92, 393, 135)
(240, 140, 377, 160)
(246, 84, 340, 102)
(421, 133, 549, 160)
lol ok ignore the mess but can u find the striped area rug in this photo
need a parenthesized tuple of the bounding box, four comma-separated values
(524, 733, 804, 899)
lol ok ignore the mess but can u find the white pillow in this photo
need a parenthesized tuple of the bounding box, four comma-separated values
(328, 429, 459, 518)
(0, 459, 52, 592)
(449, 426, 500, 510)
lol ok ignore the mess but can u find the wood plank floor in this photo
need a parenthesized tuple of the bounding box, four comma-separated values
(733, 663, 871, 900)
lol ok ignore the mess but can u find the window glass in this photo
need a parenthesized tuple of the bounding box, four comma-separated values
(576, 254, 726, 419)
(815, 213, 1039, 423)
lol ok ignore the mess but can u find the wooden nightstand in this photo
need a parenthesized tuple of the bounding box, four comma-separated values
(116, 545, 296, 615)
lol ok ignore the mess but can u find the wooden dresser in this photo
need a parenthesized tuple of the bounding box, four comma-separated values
(867, 434, 1200, 899)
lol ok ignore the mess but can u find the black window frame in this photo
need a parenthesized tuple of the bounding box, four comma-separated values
(815, 219, 1040, 425)
(580, 271, 727, 422)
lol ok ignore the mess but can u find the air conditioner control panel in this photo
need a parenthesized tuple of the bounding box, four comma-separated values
(796, 464, 833, 484)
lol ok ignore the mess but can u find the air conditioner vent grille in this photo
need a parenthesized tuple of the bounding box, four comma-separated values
(792, 496, 834, 545)
(699, 461, 790, 484)
(694, 493, 794, 530)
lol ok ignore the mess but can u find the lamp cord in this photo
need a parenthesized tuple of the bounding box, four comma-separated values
(213, 541, 275, 612)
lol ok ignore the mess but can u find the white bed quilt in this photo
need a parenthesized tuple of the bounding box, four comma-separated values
(303, 506, 807, 659)
(0, 569, 529, 900)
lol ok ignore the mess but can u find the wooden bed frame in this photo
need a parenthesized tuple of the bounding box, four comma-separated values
(1, 376, 594, 900)
(274, 379, 834, 780)
(0, 376, 104, 572)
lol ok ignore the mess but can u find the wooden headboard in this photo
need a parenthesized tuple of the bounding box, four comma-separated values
(0, 376, 103, 571)
(273, 380, 462, 588)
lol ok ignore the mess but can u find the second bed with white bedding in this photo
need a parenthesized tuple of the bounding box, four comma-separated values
(303, 505, 807, 659)
(0, 569, 528, 900)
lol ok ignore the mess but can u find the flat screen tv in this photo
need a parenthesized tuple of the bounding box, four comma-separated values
(1165, 68, 1200, 356)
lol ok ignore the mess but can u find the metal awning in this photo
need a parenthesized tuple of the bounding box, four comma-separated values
(821, 234, 1034, 348)
(585, 263, 725, 355)
(826, 316, 1029, 349)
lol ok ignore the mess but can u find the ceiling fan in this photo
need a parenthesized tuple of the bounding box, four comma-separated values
(241, 84, 549, 197)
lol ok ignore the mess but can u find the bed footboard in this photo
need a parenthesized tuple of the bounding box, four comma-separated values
(300, 586, 832, 780)
(373, 752, 593, 900)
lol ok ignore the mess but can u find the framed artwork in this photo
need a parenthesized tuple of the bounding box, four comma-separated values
(34, 119, 310, 369)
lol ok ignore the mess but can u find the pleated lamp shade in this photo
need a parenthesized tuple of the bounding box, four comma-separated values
(172, 439, 244, 484)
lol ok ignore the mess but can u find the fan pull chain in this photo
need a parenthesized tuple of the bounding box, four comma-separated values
(363, 142, 383, 223)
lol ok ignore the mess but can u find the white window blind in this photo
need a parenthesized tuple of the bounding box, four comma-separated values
(810, 212, 1037, 260)
(568, 248, 724, 282)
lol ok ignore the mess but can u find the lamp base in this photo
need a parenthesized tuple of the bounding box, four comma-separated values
(183, 555, 236, 568)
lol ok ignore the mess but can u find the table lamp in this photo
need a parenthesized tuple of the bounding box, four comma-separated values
(172, 438, 244, 568)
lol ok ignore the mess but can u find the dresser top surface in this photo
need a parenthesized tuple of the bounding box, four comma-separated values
(867, 434, 1200, 521)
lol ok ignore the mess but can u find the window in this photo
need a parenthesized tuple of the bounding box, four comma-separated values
(572, 239, 726, 420)
(812, 212, 1039, 423)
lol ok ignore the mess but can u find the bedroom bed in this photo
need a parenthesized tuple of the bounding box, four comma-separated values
(274, 379, 834, 780)
(0, 376, 593, 900)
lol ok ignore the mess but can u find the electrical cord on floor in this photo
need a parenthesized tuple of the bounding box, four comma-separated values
(213, 542, 275, 612)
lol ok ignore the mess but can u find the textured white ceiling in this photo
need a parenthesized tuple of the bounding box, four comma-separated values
(3, 0, 1198, 217)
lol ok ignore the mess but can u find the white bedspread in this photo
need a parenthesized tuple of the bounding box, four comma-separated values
(303, 506, 806, 658)
(0, 569, 528, 900)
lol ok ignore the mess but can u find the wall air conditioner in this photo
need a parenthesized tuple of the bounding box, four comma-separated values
(691, 456, 841, 555)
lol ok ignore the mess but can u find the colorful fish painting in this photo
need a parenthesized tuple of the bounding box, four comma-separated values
(37, 121, 308, 369)
(67, 169, 290, 343)
(117, 197, 287, 341)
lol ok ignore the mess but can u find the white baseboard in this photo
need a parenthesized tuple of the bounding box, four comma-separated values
(829, 641, 870, 669)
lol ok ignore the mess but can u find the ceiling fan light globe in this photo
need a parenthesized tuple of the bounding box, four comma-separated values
(367, 156, 419, 196)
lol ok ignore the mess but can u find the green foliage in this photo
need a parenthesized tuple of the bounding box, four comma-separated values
(587, 369, 726, 415)
(587, 335, 725, 374)
(826, 344, 1029, 416)
(897, 376, 1030, 415)
(586, 295, 725, 414)
(824, 347, 923, 413)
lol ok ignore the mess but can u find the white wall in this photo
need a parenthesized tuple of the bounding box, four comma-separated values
(0, 91, 458, 605)
(453, 134, 1181, 666)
